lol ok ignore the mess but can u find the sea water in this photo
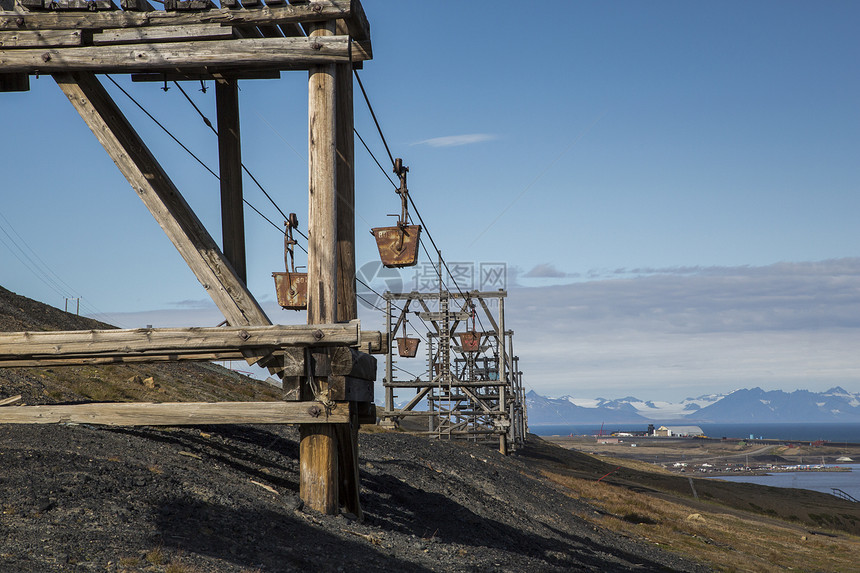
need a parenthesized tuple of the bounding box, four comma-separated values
(530, 423, 860, 443)
(709, 464, 860, 500)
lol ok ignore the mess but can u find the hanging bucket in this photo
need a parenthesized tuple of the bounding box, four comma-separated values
(273, 271, 308, 310)
(459, 331, 480, 352)
(371, 225, 421, 268)
(396, 336, 420, 358)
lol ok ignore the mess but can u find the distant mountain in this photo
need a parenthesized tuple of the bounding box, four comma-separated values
(685, 387, 860, 423)
(526, 387, 860, 425)
(525, 390, 650, 425)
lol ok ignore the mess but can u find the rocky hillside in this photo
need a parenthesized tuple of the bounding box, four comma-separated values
(0, 285, 282, 406)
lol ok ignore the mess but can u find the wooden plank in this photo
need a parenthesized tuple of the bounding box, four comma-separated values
(92, 23, 232, 45)
(216, 77, 247, 284)
(120, 0, 154, 11)
(0, 395, 22, 407)
(164, 0, 215, 10)
(2, 36, 355, 73)
(358, 329, 385, 354)
(0, 323, 360, 359)
(0, 352, 251, 367)
(0, 1, 353, 30)
(53, 72, 279, 371)
(131, 70, 279, 81)
(0, 400, 350, 425)
(0, 29, 82, 47)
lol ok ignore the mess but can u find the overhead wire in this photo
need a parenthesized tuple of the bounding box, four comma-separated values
(105, 75, 292, 242)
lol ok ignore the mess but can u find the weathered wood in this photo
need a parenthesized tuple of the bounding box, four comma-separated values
(328, 347, 375, 379)
(0, 400, 350, 425)
(0, 323, 360, 360)
(120, 0, 154, 12)
(164, 0, 215, 10)
(92, 23, 232, 45)
(358, 329, 386, 354)
(216, 77, 246, 284)
(0, 395, 22, 407)
(307, 22, 338, 325)
(0, 351, 251, 367)
(2, 36, 355, 73)
(19, 0, 117, 9)
(0, 29, 82, 47)
(300, 422, 338, 513)
(130, 70, 280, 81)
(53, 73, 272, 346)
(0, 1, 357, 30)
(335, 61, 356, 324)
(342, 376, 372, 402)
(302, 18, 340, 517)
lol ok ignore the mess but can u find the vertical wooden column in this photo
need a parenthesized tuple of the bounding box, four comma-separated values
(301, 20, 339, 515)
(334, 61, 362, 518)
(216, 77, 247, 284)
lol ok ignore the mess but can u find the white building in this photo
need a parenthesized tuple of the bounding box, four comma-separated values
(654, 425, 705, 438)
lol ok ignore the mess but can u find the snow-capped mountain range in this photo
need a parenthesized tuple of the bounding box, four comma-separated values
(526, 387, 860, 425)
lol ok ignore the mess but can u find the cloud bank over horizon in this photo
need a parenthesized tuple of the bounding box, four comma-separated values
(96, 258, 860, 403)
(507, 258, 860, 400)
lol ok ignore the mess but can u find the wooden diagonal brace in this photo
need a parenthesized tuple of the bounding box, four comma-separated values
(53, 71, 273, 367)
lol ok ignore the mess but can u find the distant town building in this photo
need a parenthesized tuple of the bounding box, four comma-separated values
(654, 425, 705, 438)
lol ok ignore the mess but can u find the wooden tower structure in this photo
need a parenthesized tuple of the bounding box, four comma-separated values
(0, 0, 375, 516)
(379, 289, 527, 454)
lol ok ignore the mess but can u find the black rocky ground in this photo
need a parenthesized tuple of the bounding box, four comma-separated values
(0, 423, 711, 573)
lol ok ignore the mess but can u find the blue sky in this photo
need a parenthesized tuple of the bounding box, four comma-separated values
(1, 1, 859, 400)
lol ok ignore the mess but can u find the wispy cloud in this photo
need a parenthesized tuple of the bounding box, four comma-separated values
(413, 134, 498, 147)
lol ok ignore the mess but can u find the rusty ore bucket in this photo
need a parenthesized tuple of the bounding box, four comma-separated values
(371, 225, 421, 268)
(273, 271, 308, 310)
(396, 336, 420, 358)
(459, 331, 480, 352)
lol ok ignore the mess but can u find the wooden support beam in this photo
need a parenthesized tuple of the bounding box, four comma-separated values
(216, 76, 246, 284)
(92, 23, 232, 45)
(0, 29, 82, 47)
(0, 1, 357, 30)
(53, 72, 275, 370)
(0, 323, 359, 361)
(131, 70, 280, 82)
(302, 18, 339, 516)
(0, 400, 350, 425)
(1, 36, 356, 74)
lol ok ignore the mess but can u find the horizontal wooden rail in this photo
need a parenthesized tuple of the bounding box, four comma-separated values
(0, 1, 360, 32)
(0, 400, 350, 425)
(0, 36, 363, 73)
(0, 322, 359, 365)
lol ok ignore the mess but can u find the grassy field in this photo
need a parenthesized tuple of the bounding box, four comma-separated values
(523, 436, 860, 572)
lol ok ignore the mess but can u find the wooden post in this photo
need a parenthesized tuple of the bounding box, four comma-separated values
(334, 61, 362, 518)
(216, 77, 247, 284)
(301, 19, 339, 515)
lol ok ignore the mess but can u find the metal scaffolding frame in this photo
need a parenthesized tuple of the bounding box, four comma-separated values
(379, 289, 527, 453)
